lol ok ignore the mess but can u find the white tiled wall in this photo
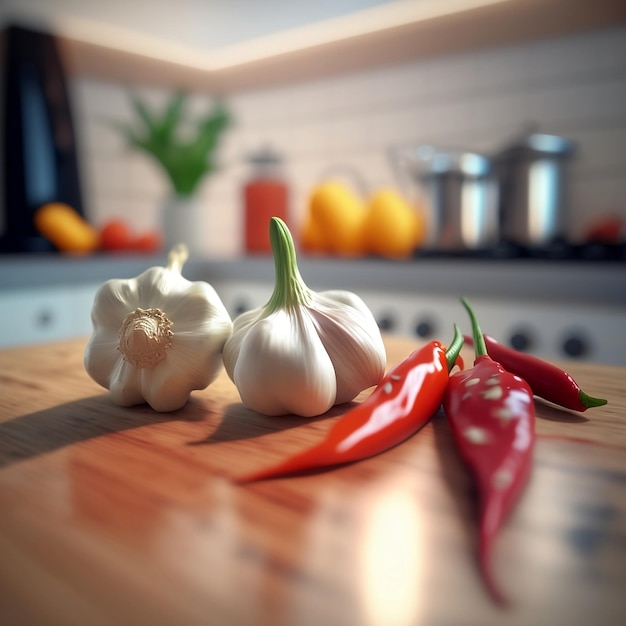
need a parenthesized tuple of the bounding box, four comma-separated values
(71, 27, 626, 257)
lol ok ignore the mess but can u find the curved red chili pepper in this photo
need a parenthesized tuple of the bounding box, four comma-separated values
(463, 333, 607, 412)
(444, 300, 535, 606)
(237, 325, 464, 483)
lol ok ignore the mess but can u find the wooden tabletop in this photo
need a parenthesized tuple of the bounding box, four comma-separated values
(1, 335, 625, 626)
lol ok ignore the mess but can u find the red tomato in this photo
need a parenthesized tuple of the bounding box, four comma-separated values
(133, 231, 163, 253)
(586, 216, 624, 243)
(100, 220, 133, 251)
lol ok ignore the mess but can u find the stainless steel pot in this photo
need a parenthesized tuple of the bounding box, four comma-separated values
(391, 144, 499, 252)
(495, 133, 575, 247)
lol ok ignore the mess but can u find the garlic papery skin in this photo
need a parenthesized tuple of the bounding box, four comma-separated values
(230, 308, 337, 417)
(222, 217, 386, 417)
(306, 289, 386, 405)
(84, 244, 233, 412)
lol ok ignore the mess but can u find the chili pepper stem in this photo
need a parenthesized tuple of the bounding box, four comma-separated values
(579, 390, 608, 409)
(461, 297, 487, 358)
(445, 324, 464, 372)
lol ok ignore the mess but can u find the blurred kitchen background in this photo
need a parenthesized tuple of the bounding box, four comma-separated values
(1, 0, 625, 363)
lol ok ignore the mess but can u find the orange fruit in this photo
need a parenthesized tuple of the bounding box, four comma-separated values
(308, 181, 367, 257)
(362, 188, 426, 259)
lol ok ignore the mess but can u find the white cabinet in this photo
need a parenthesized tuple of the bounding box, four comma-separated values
(0, 284, 99, 347)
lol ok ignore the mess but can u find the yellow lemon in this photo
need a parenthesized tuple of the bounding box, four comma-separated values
(362, 188, 426, 259)
(308, 181, 367, 257)
(301, 213, 327, 253)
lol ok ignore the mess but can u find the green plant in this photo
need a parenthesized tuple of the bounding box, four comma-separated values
(118, 91, 230, 197)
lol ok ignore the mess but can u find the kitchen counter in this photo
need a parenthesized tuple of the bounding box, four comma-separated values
(1, 336, 625, 626)
(2, 253, 625, 305)
(2, 254, 625, 361)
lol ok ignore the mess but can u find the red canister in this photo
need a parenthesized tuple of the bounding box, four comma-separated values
(244, 148, 289, 254)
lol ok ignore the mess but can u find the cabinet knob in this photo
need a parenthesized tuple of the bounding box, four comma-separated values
(414, 318, 436, 339)
(509, 330, 533, 352)
(233, 300, 251, 316)
(36, 309, 54, 328)
(562, 334, 589, 358)
(377, 314, 396, 332)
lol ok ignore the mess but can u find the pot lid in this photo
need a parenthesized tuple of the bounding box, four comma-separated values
(498, 132, 575, 158)
(393, 144, 493, 177)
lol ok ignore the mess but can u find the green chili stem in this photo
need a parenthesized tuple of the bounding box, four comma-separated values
(461, 297, 487, 358)
(445, 323, 464, 372)
(264, 217, 312, 314)
(579, 390, 608, 409)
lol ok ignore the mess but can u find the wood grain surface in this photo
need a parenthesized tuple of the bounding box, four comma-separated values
(0, 335, 625, 626)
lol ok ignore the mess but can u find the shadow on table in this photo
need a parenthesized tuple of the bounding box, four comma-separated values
(431, 409, 477, 520)
(534, 400, 590, 423)
(0, 394, 205, 469)
(0, 389, 358, 470)
(187, 400, 356, 447)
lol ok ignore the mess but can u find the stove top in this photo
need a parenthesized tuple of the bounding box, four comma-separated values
(412, 240, 626, 262)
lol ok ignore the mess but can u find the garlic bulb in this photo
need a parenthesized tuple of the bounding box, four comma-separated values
(223, 217, 386, 417)
(84, 244, 232, 412)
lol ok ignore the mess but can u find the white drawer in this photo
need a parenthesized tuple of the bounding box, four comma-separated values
(0, 284, 98, 347)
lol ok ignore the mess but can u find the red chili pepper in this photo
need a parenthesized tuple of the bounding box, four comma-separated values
(444, 300, 535, 605)
(463, 333, 607, 412)
(237, 325, 464, 483)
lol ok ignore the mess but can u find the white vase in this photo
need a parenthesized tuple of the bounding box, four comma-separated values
(161, 195, 207, 257)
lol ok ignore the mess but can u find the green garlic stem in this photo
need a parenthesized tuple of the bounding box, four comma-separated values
(264, 217, 311, 314)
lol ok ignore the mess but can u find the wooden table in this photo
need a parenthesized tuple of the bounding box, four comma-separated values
(1, 335, 625, 626)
